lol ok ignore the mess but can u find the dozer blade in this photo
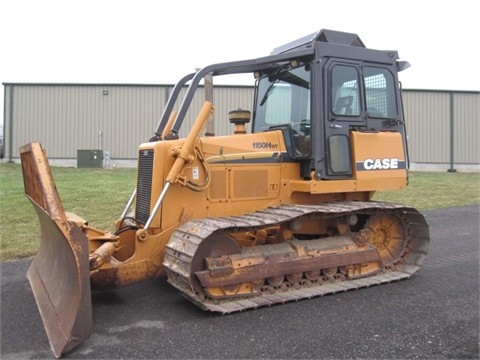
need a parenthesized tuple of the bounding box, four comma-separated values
(20, 143, 92, 358)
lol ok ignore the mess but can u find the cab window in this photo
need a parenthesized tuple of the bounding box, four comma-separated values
(254, 66, 311, 129)
(253, 65, 311, 157)
(331, 65, 361, 116)
(364, 67, 398, 118)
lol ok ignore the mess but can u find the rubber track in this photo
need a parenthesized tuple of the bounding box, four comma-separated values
(163, 201, 429, 314)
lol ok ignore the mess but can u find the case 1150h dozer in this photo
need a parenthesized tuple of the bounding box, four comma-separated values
(20, 29, 430, 357)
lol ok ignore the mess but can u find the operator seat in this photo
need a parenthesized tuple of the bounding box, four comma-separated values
(333, 96, 353, 115)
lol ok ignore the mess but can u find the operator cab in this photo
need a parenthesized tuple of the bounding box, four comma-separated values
(251, 29, 409, 180)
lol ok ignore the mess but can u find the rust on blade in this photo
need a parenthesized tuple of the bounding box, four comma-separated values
(20, 143, 93, 358)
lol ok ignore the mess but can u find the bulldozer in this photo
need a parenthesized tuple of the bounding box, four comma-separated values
(20, 29, 429, 358)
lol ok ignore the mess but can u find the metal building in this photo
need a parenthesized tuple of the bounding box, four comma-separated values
(2, 83, 479, 170)
(402, 90, 479, 171)
(2, 83, 254, 166)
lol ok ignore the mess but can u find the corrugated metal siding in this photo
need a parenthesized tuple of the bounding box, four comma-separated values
(9, 84, 168, 159)
(6, 84, 255, 160)
(454, 93, 480, 164)
(99, 86, 167, 158)
(3, 84, 479, 167)
(403, 91, 450, 163)
(403, 90, 480, 165)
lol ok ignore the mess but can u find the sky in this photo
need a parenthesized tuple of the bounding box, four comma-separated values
(0, 0, 479, 129)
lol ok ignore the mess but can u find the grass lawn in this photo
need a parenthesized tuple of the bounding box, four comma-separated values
(1, 163, 136, 261)
(1, 162, 479, 261)
(373, 172, 480, 210)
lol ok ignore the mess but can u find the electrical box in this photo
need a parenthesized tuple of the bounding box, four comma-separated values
(77, 150, 104, 168)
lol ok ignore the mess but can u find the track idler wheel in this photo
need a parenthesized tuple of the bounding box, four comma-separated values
(190, 231, 241, 298)
(364, 214, 405, 265)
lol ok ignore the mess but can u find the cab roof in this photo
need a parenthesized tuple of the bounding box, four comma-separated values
(272, 29, 365, 55)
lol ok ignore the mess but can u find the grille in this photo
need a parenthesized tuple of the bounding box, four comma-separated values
(135, 149, 154, 224)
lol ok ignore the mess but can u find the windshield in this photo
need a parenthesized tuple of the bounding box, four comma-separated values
(253, 65, 311, 132)
(253, 65, 311, 157)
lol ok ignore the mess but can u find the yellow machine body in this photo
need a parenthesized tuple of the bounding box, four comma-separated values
(20, 29, 429, 358)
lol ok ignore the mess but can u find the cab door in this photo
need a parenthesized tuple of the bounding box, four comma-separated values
(324, 61, 366, 178)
